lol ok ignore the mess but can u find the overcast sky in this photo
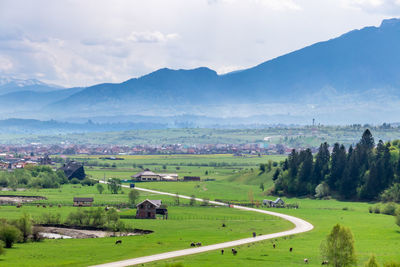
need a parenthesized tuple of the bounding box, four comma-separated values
(0, 0, 399, 87)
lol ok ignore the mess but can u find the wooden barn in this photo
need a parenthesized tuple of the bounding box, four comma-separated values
(136, 199, 168, 219)
(73, 197, 94, 207)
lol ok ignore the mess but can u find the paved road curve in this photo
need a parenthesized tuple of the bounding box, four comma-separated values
(91, 183, 314, 267)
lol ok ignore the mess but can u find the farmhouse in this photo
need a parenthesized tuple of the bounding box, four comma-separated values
(59, 161, 86, 180)
(132, 170, 178, 181)
(263, 197, 285, 207)
(73, 197, 93, 207)
(136, 199, 168, 219)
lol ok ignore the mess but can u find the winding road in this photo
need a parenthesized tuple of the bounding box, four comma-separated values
(91, 183, 314, 267)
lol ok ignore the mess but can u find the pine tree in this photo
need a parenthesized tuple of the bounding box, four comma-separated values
(340, 151, 359, 199)
(297, 149, 313, 195)
(329, 143, 346, 191)
(360, 129, 375, 150)
(312, 143, 330, 188)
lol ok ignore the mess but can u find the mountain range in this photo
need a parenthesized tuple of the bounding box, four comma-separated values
(2, 18, 400, 125)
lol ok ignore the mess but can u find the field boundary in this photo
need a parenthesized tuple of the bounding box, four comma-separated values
(90, 181, 314, 267)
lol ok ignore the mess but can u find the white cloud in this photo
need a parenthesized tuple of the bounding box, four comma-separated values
(0, 0, 393, 87)
(341, 0, 400, 13)
(0, 55, 13, 72)
(208, 0, 301, 10)
(127, 31, 179, 43)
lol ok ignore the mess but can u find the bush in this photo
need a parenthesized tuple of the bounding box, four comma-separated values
(15, 213, 32, 242)
(40, 212, 61, 225)
(315, 182, 330, 199)
(368, 206, 373, 213)
(70, 178, 80, 184)
(0, 224, 21, 248)
(0, 240, 4, 255)
(374, 205, 381, 214)
(31, 226, 43, 242)
(365, 255, 380, 267)
(81, 178, 96, 186)
(396, 214, 400, 228)
(380, 183, 400, 203)
(382, 203, 397, 216)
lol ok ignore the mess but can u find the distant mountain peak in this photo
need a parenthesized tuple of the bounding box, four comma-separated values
(380, 18, 400, 28)
(0, 77, 46, 87)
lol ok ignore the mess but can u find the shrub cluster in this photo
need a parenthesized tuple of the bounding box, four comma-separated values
(0, 213, 41, 251)
(369, 203, 400, 216)
(65, 207, 125, 231)
(0, 166, 67, 189)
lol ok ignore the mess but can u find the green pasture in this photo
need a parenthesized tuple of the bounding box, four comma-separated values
(0, 204, 291, 266)
(0, 184, 190, 207)
(149, 199, 400, 267)
(0, 154, 399, 266)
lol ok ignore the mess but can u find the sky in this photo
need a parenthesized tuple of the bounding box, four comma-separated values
(0, 0, 399, 87)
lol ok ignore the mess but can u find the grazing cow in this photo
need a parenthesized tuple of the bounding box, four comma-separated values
(304, 258, 309, 264)
(273, 243, 276, 249)
(196, 242, 202, 247)
(115, 240, 122, 244)
(321, 260, 329, 265)
(289, 247, 293, 252)
(58, 204, 62, 208)
(42, 205, 46, 208)
(37, 204, 40, 208)
(222, 223, 226, 227)
(232, 248, 237, 255)
(221, 249, 224, 255)
(252, 232, 256, 238)
(190, 242, 196, 247)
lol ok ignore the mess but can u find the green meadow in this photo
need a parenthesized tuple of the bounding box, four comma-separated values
(0, 184, 291, 267)
(0, 154, 399, 266)
(150, 199, 400, 267)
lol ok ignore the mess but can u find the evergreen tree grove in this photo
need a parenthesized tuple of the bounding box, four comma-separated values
(273, 129, 399, 201)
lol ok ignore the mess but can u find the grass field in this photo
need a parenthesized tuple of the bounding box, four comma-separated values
(149, 199, 400, 267)
(0, 183, 292, 267)
(0, 205, 291, 266)
(1, 154, 399, 266)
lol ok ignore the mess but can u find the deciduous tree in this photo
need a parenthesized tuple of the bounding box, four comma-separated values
(320, 224, 357, 267)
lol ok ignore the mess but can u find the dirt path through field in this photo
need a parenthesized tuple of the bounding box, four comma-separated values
(90, 182, 313, 267)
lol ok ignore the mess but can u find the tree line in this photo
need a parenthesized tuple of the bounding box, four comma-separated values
(273, 129, 400, 201)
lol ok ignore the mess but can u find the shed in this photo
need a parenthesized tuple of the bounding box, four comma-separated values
(73, 197, 93, 207)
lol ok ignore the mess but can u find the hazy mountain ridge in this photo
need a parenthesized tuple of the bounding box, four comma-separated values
(2, 18, 400, 124)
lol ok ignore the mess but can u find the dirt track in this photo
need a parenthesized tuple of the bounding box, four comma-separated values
(90, 182, 314, 267)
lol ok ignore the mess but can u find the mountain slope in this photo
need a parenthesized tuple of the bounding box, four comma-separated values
(0, 87, 83, 114)
(48, 18, 400, 114)
(221, 18, 400, 100)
